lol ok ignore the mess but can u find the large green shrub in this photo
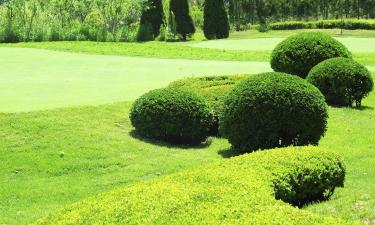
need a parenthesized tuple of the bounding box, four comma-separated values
(130, 87, 213, 145)
(220, 72, 328, 152)
(203, 0, 230, 40)
(307, 58, 374, 108)
(169, 75, 248, 135)
(271, 32, 352, 78)
(35, 147, 348, 225)
(169, 0, 195, 40)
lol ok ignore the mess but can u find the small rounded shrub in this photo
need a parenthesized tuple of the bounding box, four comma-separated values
(130, 87, 214, 145)
(271, 32, 352, 78)
(220, 72, 328, 152)
(169, 75, 248, 135)
(307, 57, 374, 108)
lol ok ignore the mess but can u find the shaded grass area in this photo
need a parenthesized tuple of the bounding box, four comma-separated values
(0, 73, 374, 224)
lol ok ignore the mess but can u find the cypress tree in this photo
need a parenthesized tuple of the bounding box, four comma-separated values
(203, 0, 230, 40)
(139, 0, 164, 38)
(170, 0, 195, 40)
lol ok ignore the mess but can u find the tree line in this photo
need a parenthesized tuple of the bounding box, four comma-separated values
(227, 0, 375, 29)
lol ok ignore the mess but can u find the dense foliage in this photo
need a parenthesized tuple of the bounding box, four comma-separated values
(228, 0, 375, 30)
(34, 147, 348, 225)
(203, 0, 229, 40)
(271, 32, 352, 78)
(169, 0, 195, 40)
(307, 57, 374, 108)
(0, 0, 145, 42)
(268, 19, 375, 30)
(139, 0, 164, 38)
(169, 75, 248, 135)
(220, 72, 328, 153)
(130, 87, 213, 145)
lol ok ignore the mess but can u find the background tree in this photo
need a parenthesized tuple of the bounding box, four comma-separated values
(203, 0, 229, 39)
(139, 0, 164, 38)
(169, 0, 195, 40)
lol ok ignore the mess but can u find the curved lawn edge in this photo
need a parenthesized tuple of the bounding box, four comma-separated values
(34, 146, 353, 225)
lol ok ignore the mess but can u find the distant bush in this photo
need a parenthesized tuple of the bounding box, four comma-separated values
(136, 22, 155, 42)
(139, 0, 164, 38)
(220, 72, 328, 152)
(169, 75, 248, 135)
(271, 32, 352, 78)
(307, 58, 374, 108)
(269, 19, 375, 30)
(35, 147, 347, 224)
(130, 87, 214, 145)
(169, 0, 195, 40)
(203, 0, 230, 40)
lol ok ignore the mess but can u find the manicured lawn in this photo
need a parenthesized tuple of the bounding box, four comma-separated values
(0, 29, 375, 224)
(0, 47, 270, 113)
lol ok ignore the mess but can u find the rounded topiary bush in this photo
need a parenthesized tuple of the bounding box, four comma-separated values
(307, 57, 374, 108)
(220, 72, 328, 152)
(130, 87, 214, 145)
(271, 32, 352, 78)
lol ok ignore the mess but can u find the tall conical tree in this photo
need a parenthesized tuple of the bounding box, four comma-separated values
(204, 0, 229, 40)
(170, 0, 195, 40)
(139, 0, 164, 38)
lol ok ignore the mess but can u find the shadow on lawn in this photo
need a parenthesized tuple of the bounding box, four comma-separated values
(218, 148, 244, 158)
(129, 130, 212, 150)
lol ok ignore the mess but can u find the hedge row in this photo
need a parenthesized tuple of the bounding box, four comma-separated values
(268, 19, 375, 30)
(35, 147, 350, 225)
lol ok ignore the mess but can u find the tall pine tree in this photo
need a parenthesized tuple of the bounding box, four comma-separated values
(139, 0, 164, 38)
(170, 0, 195, 40)
(204, 0, 230, 39)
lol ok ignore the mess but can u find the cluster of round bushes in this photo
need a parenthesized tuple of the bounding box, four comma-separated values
(131, 31, 373, 152)
(271, 32, 373, 108)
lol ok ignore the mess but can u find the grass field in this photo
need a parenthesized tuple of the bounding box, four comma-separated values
(1, 29, 375, 224)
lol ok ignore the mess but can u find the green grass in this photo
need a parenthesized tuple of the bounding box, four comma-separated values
(1, 29, 375, 224)
(0, 47, 270, 113)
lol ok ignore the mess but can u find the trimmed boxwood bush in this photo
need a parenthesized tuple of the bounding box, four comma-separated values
(307, 57, 374, 108)
(271, 32, 352, 78)
(130, 87, 214, 145)
(220, 72, 328, 152)
(35, 147, 347, 225)
(169, 75, 248, 135)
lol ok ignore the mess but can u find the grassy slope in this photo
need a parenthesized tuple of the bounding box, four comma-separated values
(0, 47, 270, 113)
(35, 147, 350, 225)
(1, 73, 374, 224)
(0, 29, 374, 224)
(0, 102, 229, 224)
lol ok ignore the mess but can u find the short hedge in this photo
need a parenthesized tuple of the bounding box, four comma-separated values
(169, 75, 248, 135)
(130, 87, 214, 145)
(269, 19, 375, 30)
(307, 57, 374, 108)
(271, 32, 352, 78)
(34, 147, 350, 225)
(220, 72, 328, 152)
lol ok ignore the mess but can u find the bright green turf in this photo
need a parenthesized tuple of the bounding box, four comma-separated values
(187, 37, 375, 52)
(1, 29, 375, 224)
(0, 47, 270, 113)
(1, 75, 374, 224)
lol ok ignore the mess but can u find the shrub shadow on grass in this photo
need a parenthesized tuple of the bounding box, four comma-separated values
(129, 130, 212, 150)
(218, 148, 244, 158)
(329, 104, 373, 111)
